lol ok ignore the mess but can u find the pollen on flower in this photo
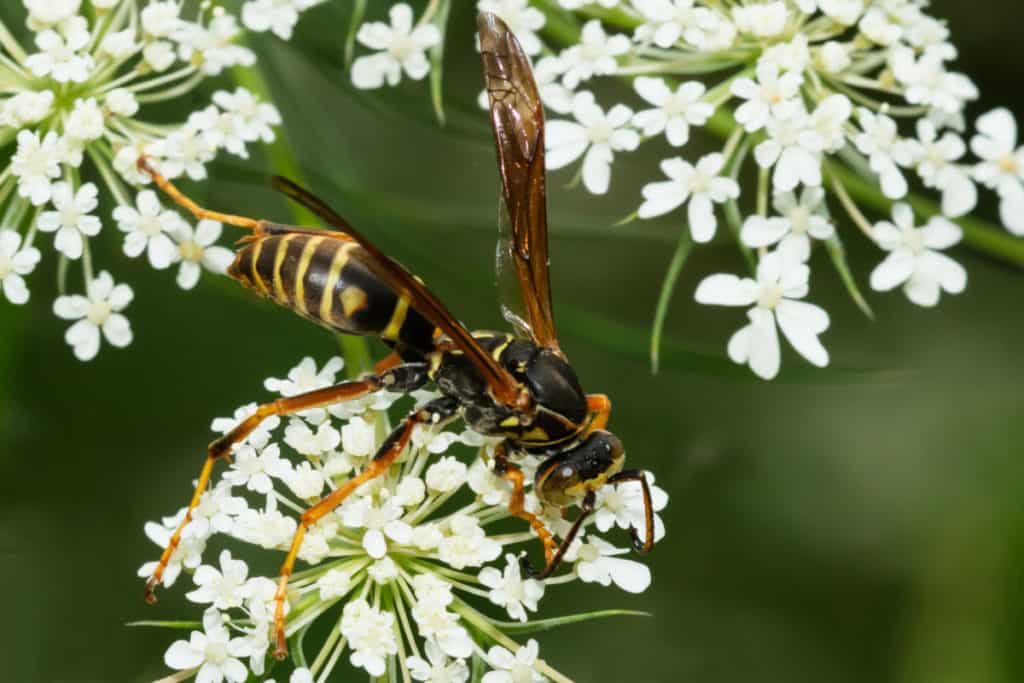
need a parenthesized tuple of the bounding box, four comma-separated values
(145, 355, 668, 682)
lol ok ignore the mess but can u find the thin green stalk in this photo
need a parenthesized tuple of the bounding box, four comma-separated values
(650, 230, 692, 374)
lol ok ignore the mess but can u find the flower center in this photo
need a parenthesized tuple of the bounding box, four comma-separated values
(998, 154, 1018, 174)
(510, 663, 536, 683)
(179, 239, 203, 262)
(903, 228, 925, 254)
(388, 35, 416, 61)
(758, 284, 783, 309)
(789, 206, 809, 233)
(59, 206, 82, 229)
(86, 300, 111, 326)
(588, 120, 613, 144)
(204, 640, 229, 665)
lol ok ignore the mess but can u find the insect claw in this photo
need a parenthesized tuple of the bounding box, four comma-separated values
(143, 577, 159, 604)
(628, 526, 649, 555)
(273, 629, 289, 661)
(518, 552, 540, 579)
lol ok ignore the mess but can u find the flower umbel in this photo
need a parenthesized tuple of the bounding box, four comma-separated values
(144, 355, 667, 682)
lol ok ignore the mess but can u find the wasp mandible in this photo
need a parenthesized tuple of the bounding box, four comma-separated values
(139, 13, 655, 660)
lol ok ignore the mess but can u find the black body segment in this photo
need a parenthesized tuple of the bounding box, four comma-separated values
(229, 234, 437, 355)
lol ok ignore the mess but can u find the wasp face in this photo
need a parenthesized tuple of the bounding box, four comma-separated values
(534, 430, 625, 507)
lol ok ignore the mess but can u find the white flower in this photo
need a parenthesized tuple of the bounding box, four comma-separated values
(754, 101, 825, 192)
(186, 550, 253, 610)
(53, 270, 133, 361)
(545, 92, 639, 195)
(24, 0, 81, 26)
(891, 48, 978, 115)
(317, 567, 353, 601)
(438, 514, 501, 569)
(343, 497, 412, 559)
(971, 108, 1024, 234)
(341, 599, 398, 677)
(36, 181, 102, 260)
(164, 609, 251, 683)
(914, 119, 976, 218)
(350, 4, 440, 89)
(631, 0, 708, 50)
(241, 0, 320, 40)
(810, 94, 853, 153)
(65, 97, 105, 144)
(731, 62, 803, 133)
(173, 219, 235, 290)
(572, 537, 651, 593)
(0, 230, 42, 305)
(477, 0, 546, 56)
(0, 91, 54, 128)
(284, 419, 341, 456)
(11, 130, 62, 206)
(407, 640, 470, 683)
(732, 1, 789, 38)
(483, 640, 546, 683)
(632, 78, 713, 147)
(815, 41, 851, 73)
(594, 472, 669, 543)
(139, 512, 207, 589)
(638, 153, 740, 243)
(212, 87, 281, 146)
(224, 441, 291, 494)
(696, 244, 830, 379)
(854, 108, 916, 199)
(425, 456, 468, 493)
(24, 18, 94, 83)
(559, 20, 631, 89)
(233, 494, 298, 549)
(819, 0, 864, 25)
(106, 89, 140, 118)
(741, 188, 835, 261)
(265, 356, 345, 424)
(111, 189, 182, 270)
(869, 203, 966, 307)
(142, 1, 181, 38)
(468, 459, 512, 506)
(479, 554, 545, 622)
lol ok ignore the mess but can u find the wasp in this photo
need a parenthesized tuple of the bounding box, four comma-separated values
(139, 13, 655, 659)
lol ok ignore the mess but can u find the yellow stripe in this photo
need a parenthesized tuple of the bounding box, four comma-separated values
(293, 236, 325, 316)
(319, 242, 354, 324)
(382, 296, 410, 340)
(272, 234, 296, 303)
(249, 239, 269, 295)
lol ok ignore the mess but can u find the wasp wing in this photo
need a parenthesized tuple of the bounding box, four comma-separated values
(271, 175, 526, 410)
(478, 12, 561, 356)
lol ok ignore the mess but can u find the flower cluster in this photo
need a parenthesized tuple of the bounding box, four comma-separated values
(0, 0, 280, 360)
(338, 0, 1024, 380)
(143, 355, 667, 682)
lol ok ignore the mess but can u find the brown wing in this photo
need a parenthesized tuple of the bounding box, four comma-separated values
(271, 175, 528, 411)
(478, 13, 561, 356)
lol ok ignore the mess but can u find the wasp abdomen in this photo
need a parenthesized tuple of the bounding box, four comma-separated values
(229, 233, 436, 353)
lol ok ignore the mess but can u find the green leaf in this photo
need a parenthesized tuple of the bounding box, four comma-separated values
(488, 609, 651, 634)
(126, 619, 203, 629)
(825, 236, 875, 320)
(471, 654, 488, 683)
(650, 230, 693, 374)
(344, 0, 368, 71)
(428, 0, 452, 125)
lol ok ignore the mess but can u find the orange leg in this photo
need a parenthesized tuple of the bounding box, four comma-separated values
(493, 444, 558, 566)
(143, 364, 429, 603)
(373, 351, 403, 375)
(587, 393, 611, 431)
(137, 157, 355, 242)
(272, 398, 458, 659)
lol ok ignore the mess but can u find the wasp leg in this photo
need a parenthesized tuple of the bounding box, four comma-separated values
(606, 469, 655, 554)
(492, 445, 559, 568)
(137, 157, 355, 242)
(373, 351, 403, 375)
(272, 397, 459, 659)
(520, 491, 596, 580)
(586, 394, 611, 431)
(142, 363, 429, 603)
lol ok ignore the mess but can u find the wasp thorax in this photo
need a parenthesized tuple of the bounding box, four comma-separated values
(534, 430, 625, 507)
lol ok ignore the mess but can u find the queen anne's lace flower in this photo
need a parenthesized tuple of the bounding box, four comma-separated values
(53, 271, 133, 361)
(638, 153, 740, 242)
(351, 4, 441, 89)
(0, 0, 279, 360)
(144, 355, 667, 681)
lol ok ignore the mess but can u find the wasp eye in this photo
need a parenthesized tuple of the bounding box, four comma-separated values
(558, 466, 574, 480)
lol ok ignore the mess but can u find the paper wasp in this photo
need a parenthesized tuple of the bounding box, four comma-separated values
(139, 13, 655, 659)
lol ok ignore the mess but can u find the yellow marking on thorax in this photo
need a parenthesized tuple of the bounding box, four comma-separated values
(249, 239, 270, 296)
(341, 286, 369, 317)
(272, 234, 297, 303)
(319, 242, 354, 324)
(293, 236, 325, 315)
(490, 337, 513, 362)
(382, 296, 410, 340)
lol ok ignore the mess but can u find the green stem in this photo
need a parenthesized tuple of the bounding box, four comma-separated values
(232, 54, 376, 371)
(537, 5, 1024, 269)
(650, 230, 692, 374)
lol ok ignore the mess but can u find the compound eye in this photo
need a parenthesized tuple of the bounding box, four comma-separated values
(536, 459, 580, 507)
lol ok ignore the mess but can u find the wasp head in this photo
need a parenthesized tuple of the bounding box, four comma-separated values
(534, 430, 625, 507)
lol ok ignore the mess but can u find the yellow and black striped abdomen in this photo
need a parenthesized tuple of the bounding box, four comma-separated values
(229, 233, 437, 354)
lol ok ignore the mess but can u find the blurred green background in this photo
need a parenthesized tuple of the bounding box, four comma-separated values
(2, 1, 1024, 681)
